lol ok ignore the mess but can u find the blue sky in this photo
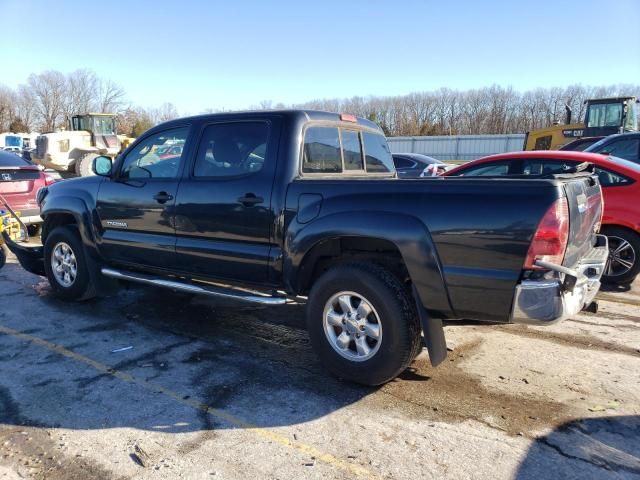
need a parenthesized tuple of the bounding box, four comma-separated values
(2, 0, 639, 114)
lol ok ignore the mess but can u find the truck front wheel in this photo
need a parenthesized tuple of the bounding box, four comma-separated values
(44, 226, 95, 300)
(306, 263, 421, 386)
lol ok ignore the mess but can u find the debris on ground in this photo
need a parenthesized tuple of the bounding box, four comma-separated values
(111, 346, 133, 353)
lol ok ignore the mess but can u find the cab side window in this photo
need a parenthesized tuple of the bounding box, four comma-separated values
(362, 132, 394, 173)
(194, 122, 269, 177)
(120, 127, 189, 179)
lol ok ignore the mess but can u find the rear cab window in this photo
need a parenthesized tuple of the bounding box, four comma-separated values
(301, 125, 394, 176)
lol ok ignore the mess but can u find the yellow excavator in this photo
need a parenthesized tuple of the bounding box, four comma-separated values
(524, 96, 638, 150)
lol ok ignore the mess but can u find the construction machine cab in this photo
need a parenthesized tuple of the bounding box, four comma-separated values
(70, 113, 119, 154)
(584, 97, 638, 137)
(71, 113, 117, 136)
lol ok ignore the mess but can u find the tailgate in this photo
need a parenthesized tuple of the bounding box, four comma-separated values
(562, 174, 603, 268)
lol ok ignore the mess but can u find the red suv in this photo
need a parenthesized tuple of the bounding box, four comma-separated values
(0, 150, 56, 235)
(445, 150, 640, 284)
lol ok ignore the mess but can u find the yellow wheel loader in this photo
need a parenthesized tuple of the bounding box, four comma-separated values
(524, 96, 638, 150)
(31, 113, 122, 177)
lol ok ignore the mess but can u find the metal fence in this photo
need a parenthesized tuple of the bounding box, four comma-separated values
(387, 134, 526, 161)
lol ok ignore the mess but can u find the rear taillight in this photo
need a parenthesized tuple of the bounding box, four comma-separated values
(524, 197, 569, 270)
(44, 174, 56, 186)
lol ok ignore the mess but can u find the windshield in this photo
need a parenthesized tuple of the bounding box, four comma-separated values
(587, 102, 623, 128)
(4, 135, 21, 147)
(92, 116, 116, 135)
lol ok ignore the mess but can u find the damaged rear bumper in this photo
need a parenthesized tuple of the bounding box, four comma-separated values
(511, 234, 608, 325)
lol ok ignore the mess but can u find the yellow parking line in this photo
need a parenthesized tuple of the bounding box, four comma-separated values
(0, 324, 375, 479)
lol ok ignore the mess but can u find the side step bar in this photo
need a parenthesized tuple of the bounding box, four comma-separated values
(101, 267, 288, 306)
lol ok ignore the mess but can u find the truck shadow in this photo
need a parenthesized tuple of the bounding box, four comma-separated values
(515, 415, 640, 477)
(0, 265, 380, 435)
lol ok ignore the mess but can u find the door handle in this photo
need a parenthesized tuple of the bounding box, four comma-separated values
(238, 193, 264, 207)
(153, 191, 174, 204)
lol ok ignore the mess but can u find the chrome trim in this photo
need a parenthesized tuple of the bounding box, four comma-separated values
(511, 235, 608, 325)
(101, 268, 288, 305)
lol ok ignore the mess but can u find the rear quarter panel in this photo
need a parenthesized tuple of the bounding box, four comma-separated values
(285, 177, 560, 322)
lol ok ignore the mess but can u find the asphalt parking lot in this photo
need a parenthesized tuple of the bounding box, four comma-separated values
(0, 255, 638, 480)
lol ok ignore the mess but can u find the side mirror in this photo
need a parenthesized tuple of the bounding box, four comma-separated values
(92, 155, 113, 176)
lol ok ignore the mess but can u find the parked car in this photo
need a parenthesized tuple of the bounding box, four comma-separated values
(2, 146, 22, 155)
(559, 136, 604, 152)
(157, 145, 184, 160)
(6, 111, 607, 385)
(585, 132, 640, 164)
(392, 153, 448, 177)
(0, 149, 56, 236)
(445, 150, 640, 284)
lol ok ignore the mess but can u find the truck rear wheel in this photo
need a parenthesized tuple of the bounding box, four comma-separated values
(75, 153, 98, 177)
(44, 226, 95, 300)
(306, 263, 421, 386)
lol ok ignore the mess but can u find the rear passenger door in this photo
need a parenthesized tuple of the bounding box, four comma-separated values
(173, 118, 281, 285)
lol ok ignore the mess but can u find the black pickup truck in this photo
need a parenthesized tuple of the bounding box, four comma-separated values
(7, 110, 608, 385)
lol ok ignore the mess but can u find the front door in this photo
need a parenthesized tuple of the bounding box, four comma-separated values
(173, 119, 280, 285)
(96, 125, 192, 269)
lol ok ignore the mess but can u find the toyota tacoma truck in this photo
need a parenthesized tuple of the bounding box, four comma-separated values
(6, 110, 608, 385)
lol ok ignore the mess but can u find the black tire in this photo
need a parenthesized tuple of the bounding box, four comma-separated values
(27, 224, 42, 237)
(306, 263, 421, 386)
(75, 153, 98, 177)
(601, 226, 640, 285)
(43, 226, 95, 300)
(0, 246, 6, 269)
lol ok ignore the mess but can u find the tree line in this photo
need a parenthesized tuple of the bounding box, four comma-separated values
(0, 70, 179, 137)
(290, 84, 640, 136)
(1, 69, 638, 138)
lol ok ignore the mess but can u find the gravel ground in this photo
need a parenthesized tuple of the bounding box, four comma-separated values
(0, 254, 638, 480)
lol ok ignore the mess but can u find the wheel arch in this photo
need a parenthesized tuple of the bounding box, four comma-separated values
(41, 195, 101, 260)
(285, 211, 454, 318)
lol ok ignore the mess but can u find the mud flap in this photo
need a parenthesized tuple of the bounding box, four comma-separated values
(2, 232, 45, 276)
(412, 286, 447, 367)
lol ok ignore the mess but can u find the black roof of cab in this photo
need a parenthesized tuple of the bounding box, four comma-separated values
(148, 110, 383, 135)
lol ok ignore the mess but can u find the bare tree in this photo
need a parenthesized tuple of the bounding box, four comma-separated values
(148, 102, 179, 124)
(0, 85, 17, 131)
(95, 79, 126, 113)
(15, 85, 37, 131)
(63, 69, 98, 125)
(27, 71, 67, 131)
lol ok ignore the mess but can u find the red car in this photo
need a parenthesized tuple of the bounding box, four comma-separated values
(445, 150, 640, 284)
(0, 150, 56, 235)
